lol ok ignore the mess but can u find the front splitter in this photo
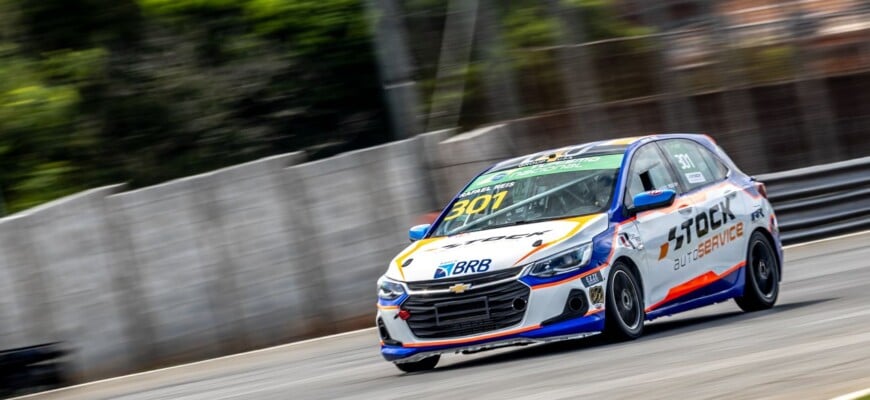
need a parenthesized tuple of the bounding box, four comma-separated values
(382, 312, 605, 363)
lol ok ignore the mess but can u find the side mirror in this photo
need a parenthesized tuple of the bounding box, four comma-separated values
(409, 224, 431, 242)
(631, 189, 677, 213)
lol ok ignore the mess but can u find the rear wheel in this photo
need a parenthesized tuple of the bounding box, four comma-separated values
(735, 231, 779, 311)
(604, 261, 644, 340)
(394, 355, 439, 373)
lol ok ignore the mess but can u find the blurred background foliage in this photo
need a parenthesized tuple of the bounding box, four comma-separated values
(0, 0, 390, 212)
(0, 0, 820, 214)
(404, 0, 656, 131)
(0, 0, 647, 213)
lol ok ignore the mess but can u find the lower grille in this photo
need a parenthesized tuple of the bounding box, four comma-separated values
(403, 281, 530, 339)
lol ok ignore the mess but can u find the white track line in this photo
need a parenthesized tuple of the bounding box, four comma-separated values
(830, 388, 870, 400)
(15, 229, 870, 399)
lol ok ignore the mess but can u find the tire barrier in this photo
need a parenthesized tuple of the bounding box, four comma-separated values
(0, 343, 67, 398)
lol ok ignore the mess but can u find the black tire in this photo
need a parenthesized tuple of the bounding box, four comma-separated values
(736, 231, 780, 311)
(604, 261, 644, 341)
(394, 355, 440, 373)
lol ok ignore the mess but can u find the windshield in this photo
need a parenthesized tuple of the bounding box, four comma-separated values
(430, 154, 622, 237)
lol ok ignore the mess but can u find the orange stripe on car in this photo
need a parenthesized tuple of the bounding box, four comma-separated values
(402, 325, 542, 348)
(657, 243, 670, 260)
(377, 304, 399, 310)
(645, 260, 746, 312)
(512, 214, 602, 266)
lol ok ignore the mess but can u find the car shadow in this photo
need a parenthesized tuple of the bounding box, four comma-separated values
(427, 298, 835, 373)
(643, 298, 834, 338)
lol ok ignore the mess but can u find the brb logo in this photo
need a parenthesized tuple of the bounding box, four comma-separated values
(434, 259, 492, 279)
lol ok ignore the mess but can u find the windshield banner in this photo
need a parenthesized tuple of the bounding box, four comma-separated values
(466, 154, 623, 191)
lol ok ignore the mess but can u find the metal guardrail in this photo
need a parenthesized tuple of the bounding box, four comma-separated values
(757, 156, 870, 245)
(0, 343, 67, 398)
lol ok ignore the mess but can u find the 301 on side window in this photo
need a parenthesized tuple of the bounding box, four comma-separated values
(675, 153, 695, 170)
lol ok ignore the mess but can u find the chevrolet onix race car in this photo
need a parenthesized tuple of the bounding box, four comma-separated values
(377, 134, 782, 372)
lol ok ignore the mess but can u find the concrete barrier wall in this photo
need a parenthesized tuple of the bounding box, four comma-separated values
(108, 174, 228, 367)
(0, 186, 135, 381)
(0, 124, 566, 382)
(0, 216, 43, 353)
(26, 186, 133, 382)
(102, 152, 310, 370)
(208, 153, 311, 349)
(291, 137, 439, 331)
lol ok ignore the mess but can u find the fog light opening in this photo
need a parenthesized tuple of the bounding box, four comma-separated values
(568, 296, 584, 312)
(512, 298, 527, 311)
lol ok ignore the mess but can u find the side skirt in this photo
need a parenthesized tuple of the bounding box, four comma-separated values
(645, 269, 746, 321)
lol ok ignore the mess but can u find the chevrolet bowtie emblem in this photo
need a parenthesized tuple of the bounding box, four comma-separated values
(448, 283, 471, 294)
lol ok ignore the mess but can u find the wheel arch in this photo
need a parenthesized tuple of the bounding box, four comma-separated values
(613, 255, 645, 298)
(750, 227, 782, 282)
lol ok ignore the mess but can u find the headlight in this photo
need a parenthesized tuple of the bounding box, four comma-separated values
(377, 276, 406, 300)
(525, 243, 593, 278)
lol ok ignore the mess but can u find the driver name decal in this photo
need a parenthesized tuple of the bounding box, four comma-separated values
(435, 230, 552, 250)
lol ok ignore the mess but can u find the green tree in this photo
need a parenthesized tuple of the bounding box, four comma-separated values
(0, 0, 646, 213)
(0, 0, 390, 212)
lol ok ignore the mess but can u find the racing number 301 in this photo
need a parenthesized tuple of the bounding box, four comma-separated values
(675, 153, 696, 170)
(444, 191, 508, 221)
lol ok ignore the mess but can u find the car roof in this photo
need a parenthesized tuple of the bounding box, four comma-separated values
(485, 136, 641, 173)
(485, 134, 712, 173)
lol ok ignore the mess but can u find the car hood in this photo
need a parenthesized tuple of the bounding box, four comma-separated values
(387, 213, 608, 282)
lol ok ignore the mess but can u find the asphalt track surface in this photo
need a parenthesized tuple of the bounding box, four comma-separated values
(22, 232, 870, 400)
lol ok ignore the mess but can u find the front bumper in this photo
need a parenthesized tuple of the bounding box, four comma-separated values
(377, 268, 608, 362)
(381, 312, 604, 362)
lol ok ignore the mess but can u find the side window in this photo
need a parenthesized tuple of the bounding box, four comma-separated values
(658, 139, 724, 191)
(625, 144, 680, 207)
(703, 149, 729, 180)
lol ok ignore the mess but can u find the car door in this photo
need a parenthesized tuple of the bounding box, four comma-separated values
(621, 143, 694, 311)
(656, 139, 748, 290)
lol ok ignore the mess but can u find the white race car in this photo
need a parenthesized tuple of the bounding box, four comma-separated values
(377, 134, 782, 372)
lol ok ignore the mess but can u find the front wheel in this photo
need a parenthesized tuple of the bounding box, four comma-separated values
(604, 261, 644, 341)
(735, 231, 780, 312)
(394, 355, 439, 373)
